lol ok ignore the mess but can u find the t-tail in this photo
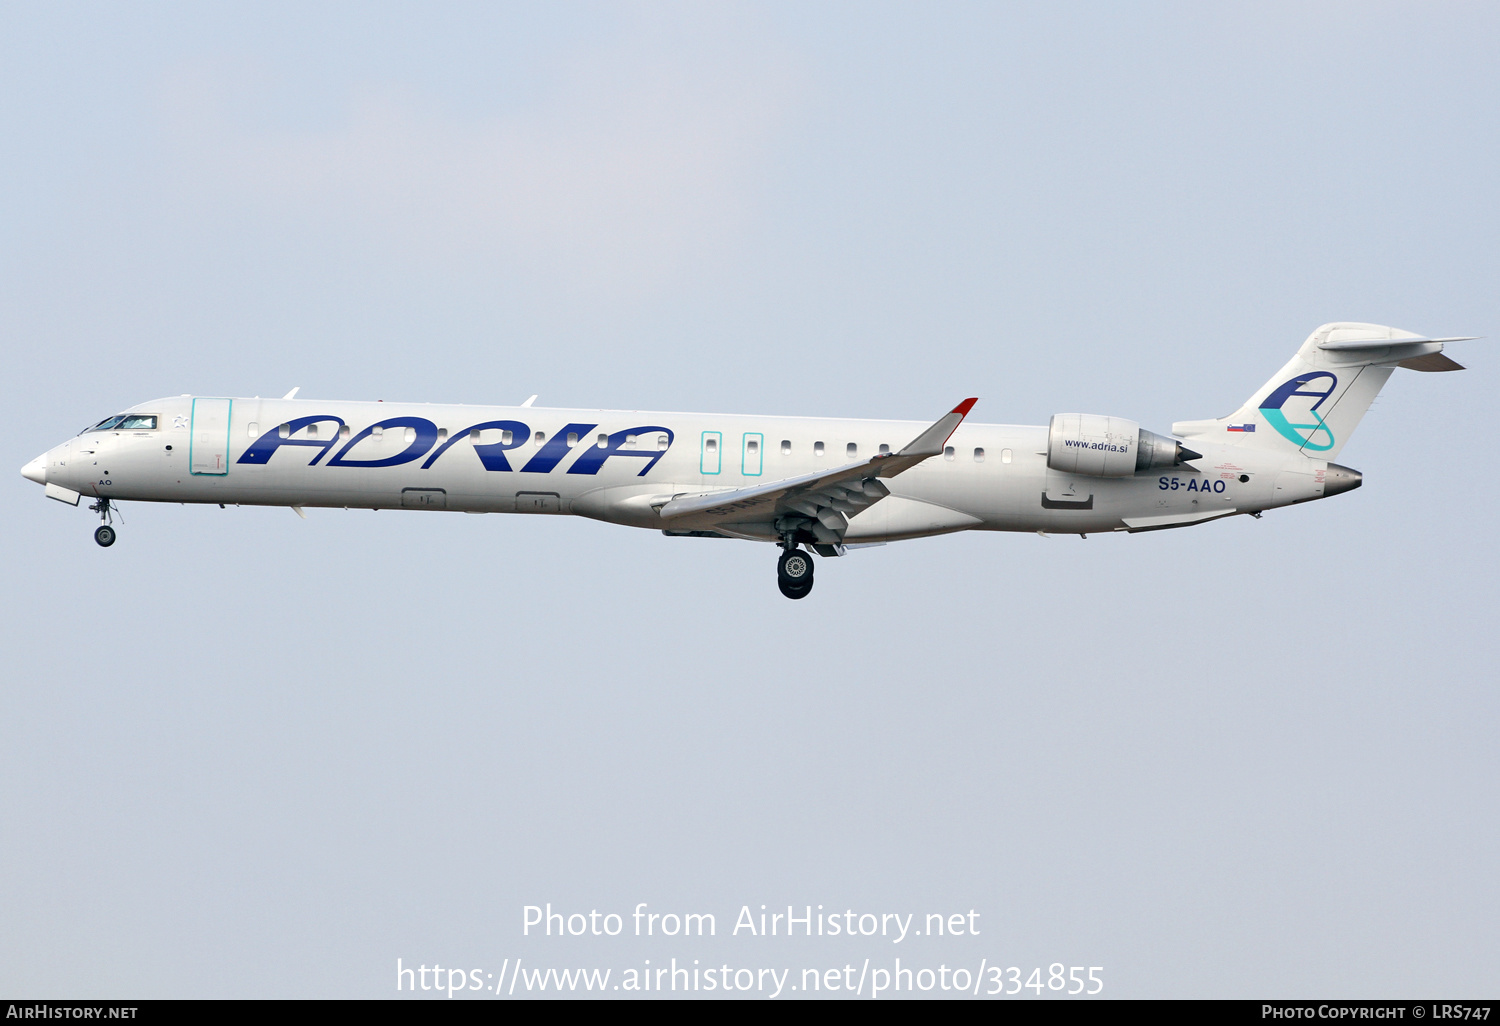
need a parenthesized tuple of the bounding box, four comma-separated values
(1172, 322, 1474, 460)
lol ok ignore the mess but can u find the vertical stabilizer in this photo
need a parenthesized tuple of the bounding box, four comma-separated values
(1171, 323, 1468, 460)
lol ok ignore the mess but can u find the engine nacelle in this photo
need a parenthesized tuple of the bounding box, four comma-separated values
(1046, 413, 1199, 478)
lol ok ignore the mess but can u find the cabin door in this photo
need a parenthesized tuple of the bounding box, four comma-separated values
(190, 398, 233, 476)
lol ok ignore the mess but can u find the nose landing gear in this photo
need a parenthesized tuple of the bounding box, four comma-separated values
(89, 497, 117, 547)
(777, 545, 814, 600)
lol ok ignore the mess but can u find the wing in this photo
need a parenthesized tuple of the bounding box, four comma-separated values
(658, 398, 977, 552)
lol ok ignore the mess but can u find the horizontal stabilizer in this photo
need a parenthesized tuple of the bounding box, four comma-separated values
(1319, 335, 1476, 351)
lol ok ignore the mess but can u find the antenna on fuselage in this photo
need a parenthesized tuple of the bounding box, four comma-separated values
(521, 395, 538, 407)
(281, 387, 300, 400)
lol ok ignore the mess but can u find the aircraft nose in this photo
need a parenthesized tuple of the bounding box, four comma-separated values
(21, 453, 47, 485)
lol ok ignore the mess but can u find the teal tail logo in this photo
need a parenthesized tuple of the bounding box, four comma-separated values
(1259, 372, 1337, 451)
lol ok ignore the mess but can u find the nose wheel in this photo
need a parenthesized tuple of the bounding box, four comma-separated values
(89, 497, 118, 547)
(777, 547, 814, 599)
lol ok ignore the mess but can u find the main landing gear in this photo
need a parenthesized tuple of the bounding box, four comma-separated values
(89, 497, 117, 547)
(777, 546, 814, 600)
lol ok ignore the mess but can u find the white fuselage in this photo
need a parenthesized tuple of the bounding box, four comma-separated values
(31, 395, 1341, 540)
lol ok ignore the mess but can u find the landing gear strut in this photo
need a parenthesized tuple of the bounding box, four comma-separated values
(89, 497, 117, 547)
(777, 544, 814, 600)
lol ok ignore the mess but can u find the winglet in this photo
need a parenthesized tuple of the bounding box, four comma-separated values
(896, 398, 980, 457)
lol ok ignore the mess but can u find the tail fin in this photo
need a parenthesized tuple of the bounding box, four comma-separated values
(1172, 322, 1472, 460)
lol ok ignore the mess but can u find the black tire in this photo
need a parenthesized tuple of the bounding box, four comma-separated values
(94, 525, 116, 547)
(778, 577, 813, 600)
(777, 548, 814, 584)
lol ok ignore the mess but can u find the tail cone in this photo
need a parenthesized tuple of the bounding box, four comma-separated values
(1324, 464, 1362, 497)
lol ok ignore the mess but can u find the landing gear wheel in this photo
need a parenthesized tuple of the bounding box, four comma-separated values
(94, 525, 116, 547)
(777, 548, 814, 585)
(778, 577, 813, 600)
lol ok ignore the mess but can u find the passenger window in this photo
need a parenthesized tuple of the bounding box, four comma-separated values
(657, 434, 669, 450)
(404, 427, 416, 444)
(437, 428, 449, 442)
(706, 438, 717, 452)
(535, 431, 545, 445)
(372, 426, 384, 439)
(846, 442, 858, 458)
(307, 423, 319, 438)
(566, 432, 578, 446)
(814, 441, 825, 457)
(597, 433, 608, 448)
(747, 440, 758, 453)
(879, 443, 890, 455)
(340, 424, 350, 439)
(1001, 448, 1013, 464)
(500, 429, 512, 445)
(247, 422, 259, 438)
(118, 415, 157, 430)
(780, 439, 791, 455)
(278, 424, 290, 439)
(625, 434, 636, 448)
(974, 447, 985, 462)
(943, 445, 955, 461)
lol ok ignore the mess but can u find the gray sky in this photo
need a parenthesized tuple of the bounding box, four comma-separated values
(3, 1, 1497, 999)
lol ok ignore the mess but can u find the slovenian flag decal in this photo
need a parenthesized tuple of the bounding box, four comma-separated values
(1227, 423, 1255, 432)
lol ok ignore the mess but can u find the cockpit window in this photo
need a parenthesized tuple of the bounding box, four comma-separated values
(80, 413, 158, 433)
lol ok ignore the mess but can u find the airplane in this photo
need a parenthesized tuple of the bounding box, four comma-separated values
(20, 322, 1471, 599)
